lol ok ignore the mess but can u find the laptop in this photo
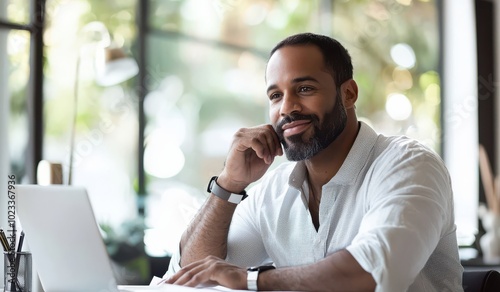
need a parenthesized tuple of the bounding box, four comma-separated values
(15, 185, 202, 292)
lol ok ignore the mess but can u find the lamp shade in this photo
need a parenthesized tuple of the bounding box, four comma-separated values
(95, 47, 139, 86)
(68, 22, 139, 185)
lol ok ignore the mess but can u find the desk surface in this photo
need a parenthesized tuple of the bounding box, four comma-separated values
(0, 284, 247, 292)
(119, 284, 248, 291)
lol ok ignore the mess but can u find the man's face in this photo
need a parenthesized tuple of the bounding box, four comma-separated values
(266, 45, 347, 161)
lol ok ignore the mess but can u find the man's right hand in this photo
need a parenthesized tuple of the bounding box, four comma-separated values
(178, 124, 282, 268)
(217, 124, 283, 193)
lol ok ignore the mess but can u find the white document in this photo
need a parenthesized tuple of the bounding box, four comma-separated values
(130, 277, 247, 291)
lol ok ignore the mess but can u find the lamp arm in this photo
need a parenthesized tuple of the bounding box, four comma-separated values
(68, 53, 81, 185)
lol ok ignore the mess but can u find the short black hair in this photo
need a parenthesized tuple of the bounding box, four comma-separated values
(270, 33, 353, 87)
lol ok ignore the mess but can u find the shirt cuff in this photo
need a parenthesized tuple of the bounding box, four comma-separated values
(346, 244, 384, 292)
(163, 244, 182, 278)
(346, 241, 410, 292)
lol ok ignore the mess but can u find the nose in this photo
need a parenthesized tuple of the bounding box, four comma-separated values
(280, 92, 301, 117)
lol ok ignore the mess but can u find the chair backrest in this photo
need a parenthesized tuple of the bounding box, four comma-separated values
(462, 270, 500, 292)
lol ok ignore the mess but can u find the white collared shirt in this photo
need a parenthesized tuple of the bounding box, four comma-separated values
(167, 122, 463, 292)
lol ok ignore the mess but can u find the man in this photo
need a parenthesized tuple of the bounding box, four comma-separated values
(164, 33, 463, 291)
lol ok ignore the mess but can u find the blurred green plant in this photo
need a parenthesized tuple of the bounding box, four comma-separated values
(100, 218, 150, 284)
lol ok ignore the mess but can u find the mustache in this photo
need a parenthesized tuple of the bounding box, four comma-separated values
(275, 113, 317, 131)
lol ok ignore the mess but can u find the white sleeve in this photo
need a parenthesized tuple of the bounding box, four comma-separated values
(163, 243, 182, 277)
(346, 150, 454, 292)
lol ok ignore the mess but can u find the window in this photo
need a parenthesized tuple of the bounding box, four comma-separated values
(43, 0, 140, 228)
(0, 0, 43, 281)
(141, 0, 444, 256)
(39, 0, 447, 258)
(0, 3, 36, 212)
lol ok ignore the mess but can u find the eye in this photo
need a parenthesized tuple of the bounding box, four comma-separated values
(269, 92, 282, 101)
(299, 86, 313, 93)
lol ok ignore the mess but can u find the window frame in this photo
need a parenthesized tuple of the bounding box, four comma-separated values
(0, 0, 45, 183)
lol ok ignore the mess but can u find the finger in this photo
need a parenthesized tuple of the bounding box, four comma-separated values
(184, 261, 244, 289)
(157, 277, 169, 285)
(264, 125, 283, 158)
(165, 259, 205, 284)
(165, 269, 183, 284)
(173, 262, 211, 287)
(172, 256, 223, 287)
(234, 126, 279, 164)
(260, 126, 277, 162)
(249, 136, 272, 164)
(260, 128, 284, 163)
(270, 127, 284, 156)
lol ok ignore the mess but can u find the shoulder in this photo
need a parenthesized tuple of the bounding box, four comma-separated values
(365, 134, 452, 199)
(348, 122, 443, 174)
(373, 134, 446, 173)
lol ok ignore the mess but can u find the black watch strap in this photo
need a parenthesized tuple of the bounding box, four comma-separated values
(207, 176, 248, 204)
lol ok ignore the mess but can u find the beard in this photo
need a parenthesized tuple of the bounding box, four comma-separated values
(274, 88, 348, 161)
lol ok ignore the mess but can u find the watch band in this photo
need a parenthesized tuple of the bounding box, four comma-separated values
(207, 176, 248, 204)
(246, 265, 275, 291)
(247, 270, 259, 291)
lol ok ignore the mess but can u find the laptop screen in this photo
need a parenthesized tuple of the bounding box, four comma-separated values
(16, 185, 119, 292)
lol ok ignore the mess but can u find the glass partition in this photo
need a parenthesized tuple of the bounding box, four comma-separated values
(332, 0, 441, 151)
(0, 0, 32, 281)
(43, 0, 139, 226)
(40, 0, 445, 261)
(143, 0, 441, 256)
(0, 0, 31, 24)
(4, 29, 31, 180)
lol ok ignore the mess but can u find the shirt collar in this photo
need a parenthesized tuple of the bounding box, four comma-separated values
(288, 121, 378, 188)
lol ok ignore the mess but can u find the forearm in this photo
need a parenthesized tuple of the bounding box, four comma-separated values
(179, 194, 237, 267)
(175, 124, 281, 271)
(259, 250, 375, 291)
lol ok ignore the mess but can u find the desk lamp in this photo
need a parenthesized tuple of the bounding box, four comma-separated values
(68, 21, 138, 185)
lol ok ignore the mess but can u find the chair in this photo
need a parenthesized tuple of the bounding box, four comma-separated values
(462, 270, 500, 292)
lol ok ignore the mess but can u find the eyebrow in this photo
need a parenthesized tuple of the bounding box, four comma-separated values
(266, 75, 320, 94)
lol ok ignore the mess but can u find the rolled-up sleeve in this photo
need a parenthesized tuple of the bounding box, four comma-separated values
(346, 150, 453, 292)
(164, 243, 182, 277)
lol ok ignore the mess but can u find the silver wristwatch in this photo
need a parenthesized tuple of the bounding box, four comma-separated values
(246, 265, 275, 291)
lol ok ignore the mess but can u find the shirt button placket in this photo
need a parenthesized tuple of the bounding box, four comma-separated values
(313, 237, 323, 260)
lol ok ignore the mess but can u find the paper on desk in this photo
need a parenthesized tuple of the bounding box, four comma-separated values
(150, 276, 167, 286)
(148, 276, 247, 291)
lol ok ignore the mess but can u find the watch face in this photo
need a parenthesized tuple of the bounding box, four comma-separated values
(248, 265, 275, 272)
(207, 176, 217, 193)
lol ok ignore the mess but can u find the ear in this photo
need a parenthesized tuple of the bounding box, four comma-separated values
(340, 79, 358, 109)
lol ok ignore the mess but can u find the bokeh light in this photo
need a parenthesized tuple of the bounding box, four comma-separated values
(385, 93, 413, 121)
(144, 129, 185, 178)
(390, 43, 416, 69)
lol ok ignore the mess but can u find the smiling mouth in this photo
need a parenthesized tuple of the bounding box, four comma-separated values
(282, 120, 312, 137)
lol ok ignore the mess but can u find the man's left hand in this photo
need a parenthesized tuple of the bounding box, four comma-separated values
(165, 255, 247, 289)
